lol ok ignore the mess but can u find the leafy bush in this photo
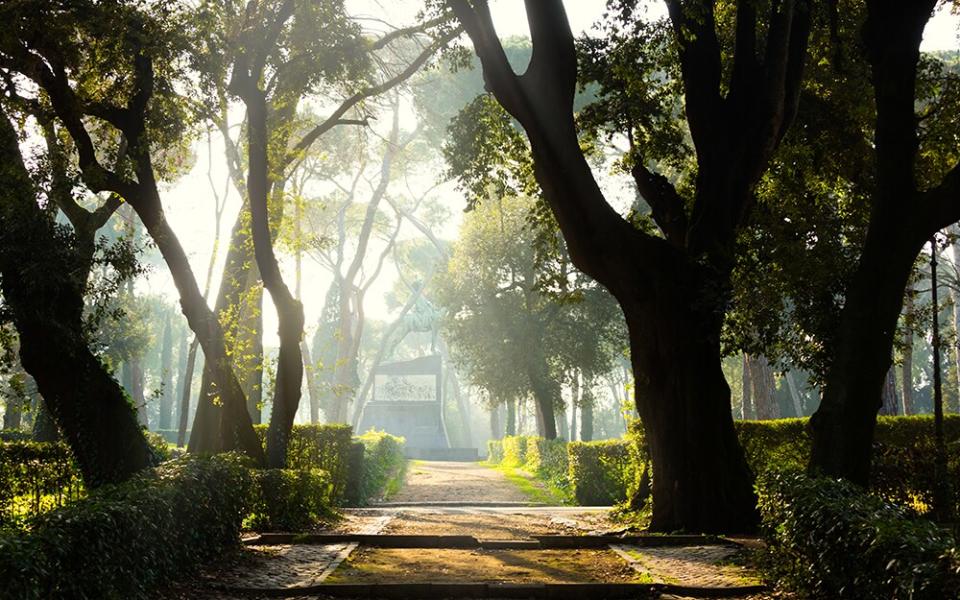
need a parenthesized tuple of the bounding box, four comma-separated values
(254, 423, 354, 503)
(487, 438, 504, 463)
(0, 454, 251, 599)
(757, 469, 960, 599)
(246, 468, 334, 532)
(0, 429, 32, 442)
(349, 430, 406, 506)
(501, 435, 529, 467)
(0, 441, 82, 528)
(568, 439, 637, 505)
(524, 437, 569, 485)
(735, 416, 960, 516)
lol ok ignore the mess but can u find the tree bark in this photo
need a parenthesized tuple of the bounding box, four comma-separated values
(0, 111, 152, 485)
(810, 0, 954, 484)
(158, 314, 174, 430)
(235, 80, 306, 468)
(505, 399, 517, 436)
(901, 288, 915, 415)
(749, 355, 778, 420)
(741, 354, 753, 419)
(879, 367, 900, 415)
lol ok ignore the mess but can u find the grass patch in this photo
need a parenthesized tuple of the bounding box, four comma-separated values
(484, 463, 569, 505)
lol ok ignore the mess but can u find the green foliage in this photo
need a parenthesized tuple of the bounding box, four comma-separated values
(757, 469, 960, 599)
(0, 454, 250, 599)
(568, 439, 636, 506)
(254, 423, 353, 503)
(486, 438, 504, 463)
(350, 430, 406, 507)
(735, 416, 960, 516)
(245, 468, 334, 532)
(500, 435, 529, 468)
(524, 437, 569, 486)
(0, 441, 82, 529)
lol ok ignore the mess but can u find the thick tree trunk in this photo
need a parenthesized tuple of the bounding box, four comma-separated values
(128, 181, 264, 464)
(506, 399, 517, 436)
(159, 315, 174, 430)
(810, 230, 922, 483)
(810, 0, 937, 484)
(625, 300, 758, 533)
(243, 87, 305, 469)
(32, 397, 59, 442)
(527, 357, 559, 440)
(187, 205, 260, 457)
(132, 360, 147, 427)
(0, 112, 151, 485)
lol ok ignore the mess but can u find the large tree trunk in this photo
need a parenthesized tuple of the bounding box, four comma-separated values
(625, 297, 758, 533)
(187, 206, 260, 456)
(527, 353, 559, 440)
(0, 112, 152, 485)
(810, 0, 940, 485)
(505, 399, 517, 436)
(241, 85, 306, 469)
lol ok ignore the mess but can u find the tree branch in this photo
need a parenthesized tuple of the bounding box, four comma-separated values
(631, 162, 688, 247)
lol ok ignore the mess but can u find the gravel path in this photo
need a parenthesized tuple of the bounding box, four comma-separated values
(388, 461, 530, 503)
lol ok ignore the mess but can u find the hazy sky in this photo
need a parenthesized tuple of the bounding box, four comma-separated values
(150, 1, 960, 351)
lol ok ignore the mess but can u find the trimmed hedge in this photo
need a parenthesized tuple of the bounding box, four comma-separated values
(758, 469, 960, 599)
(254, 423, 354, 503)
(568, 440, 636, 505)
(501, 435, 529, 467)
(525, 437, 568, 485)
(0, 454, 251, 599)
(0, 441, 82, 528)
(246, 468, 334, 532)
(349, 430, 406, 506)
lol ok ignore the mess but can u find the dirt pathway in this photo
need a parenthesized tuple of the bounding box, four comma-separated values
(175, 460, 771, 599)
(388, 460, 530, 503)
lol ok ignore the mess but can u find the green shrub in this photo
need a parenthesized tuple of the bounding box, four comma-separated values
(734, 416, 960, 516)
(350, 430, 406, 506)
(245, 468, 334, 532)
(0, 441, 82, 528)
(757, 469, 960, 599)
(254, 423, 354, 503)
(524, 437, 568, 485)
(501, 435, 529, 467)
(568, 439, 636, 505)
(0, 429, 32, 442)
(0, 454, 251, 599)
(487, 439, 504, 463)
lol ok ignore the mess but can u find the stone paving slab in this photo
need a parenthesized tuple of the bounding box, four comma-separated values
(611, 544, 763, 589)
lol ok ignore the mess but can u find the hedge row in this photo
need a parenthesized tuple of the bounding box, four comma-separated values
(348, 430, 407, 506)
(487, 434, 639, 505)
(758, 469, 960, 599)
(0, 454, 251, 599)
(246, 468, 334, 532)
(489, 416, 960, 512)
(0, 441, 82, 529)
(254, 423, 354, 503)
